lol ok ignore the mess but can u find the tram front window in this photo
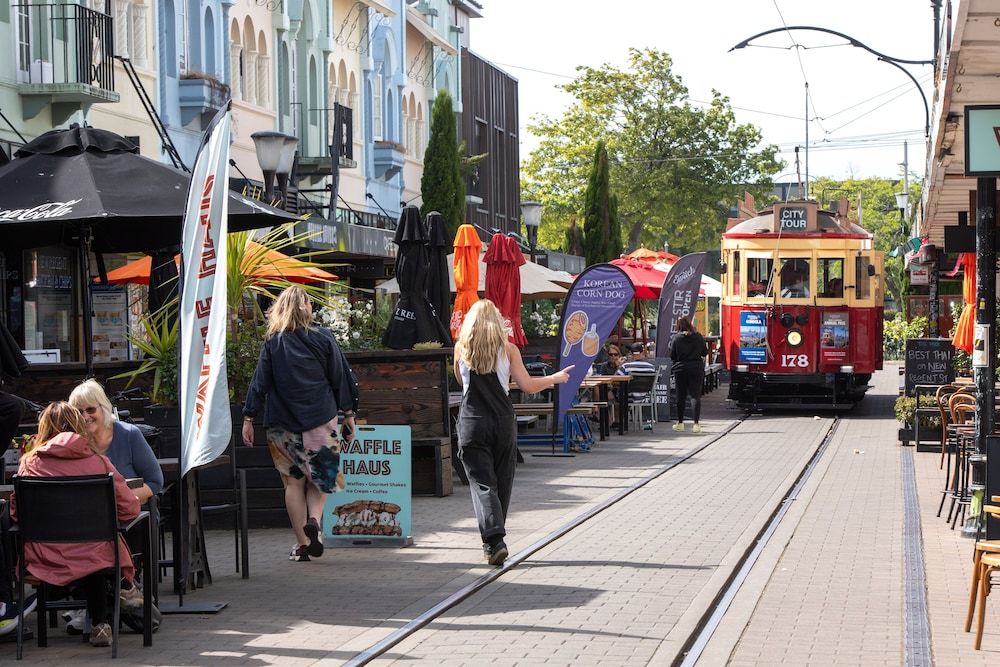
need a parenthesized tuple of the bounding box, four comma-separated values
(856, 256, 872, 299)
(746, 257, 773, 297)
(779, 258, 811, 298)
(817, 258, 844, 298)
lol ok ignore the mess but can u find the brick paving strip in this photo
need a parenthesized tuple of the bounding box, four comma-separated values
(370, 416, 833, 665)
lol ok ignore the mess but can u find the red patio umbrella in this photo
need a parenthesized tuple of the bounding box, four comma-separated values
(609, 257, 669, 300)
(451, 224, 482, 339)
(484, 234, 528, 347)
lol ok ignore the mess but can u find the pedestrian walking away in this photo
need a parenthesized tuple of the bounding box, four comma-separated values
(242, 286, 360, 563)
(453, 300, 574, 567)
(670, 316, 708, 433)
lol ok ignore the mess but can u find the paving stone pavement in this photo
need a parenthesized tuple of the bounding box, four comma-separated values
(719, 367, 905, 666)
(3, 390, 742, 665)
(371, 417, 834, 665)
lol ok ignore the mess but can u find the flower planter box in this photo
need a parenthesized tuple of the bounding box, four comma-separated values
(898, 424, 941, 451)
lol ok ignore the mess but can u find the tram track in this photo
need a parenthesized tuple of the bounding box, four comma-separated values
(343, 413, 840, 666)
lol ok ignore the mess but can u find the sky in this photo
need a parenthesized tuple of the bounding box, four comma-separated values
(468, 0, 937, 183)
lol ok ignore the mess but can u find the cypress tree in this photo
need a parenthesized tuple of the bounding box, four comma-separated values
(421, 90, 463, 239)
(608, 193, 623, 260)
(582, 141, 611, 266)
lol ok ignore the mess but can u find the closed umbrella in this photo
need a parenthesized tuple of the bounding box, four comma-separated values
(451, 224, 482, 338)
(424, 212, 451, 337)
(484, 234, 527, 348)
(382, 206, 450, 349)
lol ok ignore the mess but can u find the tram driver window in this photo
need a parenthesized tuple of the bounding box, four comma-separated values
(817, 258, 844, 298)
(732, 251, 741, 296)
(779, 258, 811, 298)
(746, 257, 773, 297)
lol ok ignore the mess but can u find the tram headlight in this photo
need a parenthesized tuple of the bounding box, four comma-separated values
(786, 329, 804, 347)
(840, 365, 854, 373)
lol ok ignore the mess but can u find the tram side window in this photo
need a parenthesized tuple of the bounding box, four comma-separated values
(817, 258, 844, 298)
(732, 251, 741, 296)
(856, 256, 872, 299)
(746, 257, 773, 297)
(779, 258, 811, 298)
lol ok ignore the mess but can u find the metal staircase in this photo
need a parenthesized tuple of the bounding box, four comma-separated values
(114, 56, 188, 172)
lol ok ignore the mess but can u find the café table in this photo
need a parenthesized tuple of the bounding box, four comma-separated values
(583, 374, 632, 437)
(157, 455, 230, 610)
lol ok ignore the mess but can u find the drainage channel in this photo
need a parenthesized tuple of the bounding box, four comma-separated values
(675, 417, 841, 667)
(343, 416, 747, 667)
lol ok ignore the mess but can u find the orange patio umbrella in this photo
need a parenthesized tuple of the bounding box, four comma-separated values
(953, 252, 975, 354)
(451, 224, 482, 339)
(627, 248, 680, 264)
(98, 241, 337, 285)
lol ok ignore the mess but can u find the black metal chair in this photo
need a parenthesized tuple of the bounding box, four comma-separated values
(626, 371, 658, 429)
(12, 473, 152, 659)
(198, 441, 250, 579)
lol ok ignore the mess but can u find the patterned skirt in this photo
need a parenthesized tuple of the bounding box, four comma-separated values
(267, 419, 346, 494)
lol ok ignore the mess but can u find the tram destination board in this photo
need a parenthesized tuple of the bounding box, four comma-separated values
(904, 338, 954, 395)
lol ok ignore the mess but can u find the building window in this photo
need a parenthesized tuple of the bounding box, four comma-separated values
(372, 70, 383, 141)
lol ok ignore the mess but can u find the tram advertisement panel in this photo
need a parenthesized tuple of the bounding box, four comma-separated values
(820, 312, 849, 364)
(738, 311, 768, 363)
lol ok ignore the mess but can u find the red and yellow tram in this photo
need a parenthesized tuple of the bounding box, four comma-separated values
(720, 198, 884, 409)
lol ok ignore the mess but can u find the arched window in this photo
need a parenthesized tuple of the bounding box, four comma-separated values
(204, 7, 216, 77)
(349, 72, 359, 141)
(257, 31, 269, 107)
(308, 55, 318, 129)
(243, 18, 257, 105)
(163, 0, 176, 77)
(406, 92, 416, 156)
(328, 62, 338, 130)
(371, 66, 382, 141)
(229, 19, 242, 101)
(416, 102, 424, 159)
(279, 42, 290, 117)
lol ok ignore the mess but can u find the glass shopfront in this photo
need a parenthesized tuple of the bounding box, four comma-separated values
(21, 246, 78, 362)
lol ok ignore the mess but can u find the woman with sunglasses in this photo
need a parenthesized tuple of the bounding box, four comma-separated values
(69, 379, 163, 504)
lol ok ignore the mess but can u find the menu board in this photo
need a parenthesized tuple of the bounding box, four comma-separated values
(324, 424, 412, 547)
(904, 338, 955, 395)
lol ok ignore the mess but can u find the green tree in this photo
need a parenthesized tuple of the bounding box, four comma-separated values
(609, 193, 623, 259)
(523, 48, 782, 253)
(421, 90, 463, 239)
(806, 175, 922, 312)
(583, 141, 612, 265)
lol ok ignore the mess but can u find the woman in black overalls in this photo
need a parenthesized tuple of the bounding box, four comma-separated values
(454, 300, 573, 566)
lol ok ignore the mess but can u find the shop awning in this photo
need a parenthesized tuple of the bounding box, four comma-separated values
(356, 0, 395, 17)
(406, 5, 457, 55)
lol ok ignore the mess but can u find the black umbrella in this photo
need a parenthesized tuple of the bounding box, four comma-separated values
(424, 211, 451, 338)
(0, 126, 298, 375)
(0, 126, 298, 252)
(382, 206, 451, 349)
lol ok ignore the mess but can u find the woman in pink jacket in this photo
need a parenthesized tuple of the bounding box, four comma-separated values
(11, 402, 141, 647)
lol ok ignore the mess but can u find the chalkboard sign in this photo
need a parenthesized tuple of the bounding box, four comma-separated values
(904, 338, 955, 395)
(653, 358, 673, 422)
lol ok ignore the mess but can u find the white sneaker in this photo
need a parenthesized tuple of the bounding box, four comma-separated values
(672, 422, 685, 432)
(692, 424, 702, 433)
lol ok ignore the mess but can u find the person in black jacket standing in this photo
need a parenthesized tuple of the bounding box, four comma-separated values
(670, 317, 708, 433)
(242, 286, 359, 562)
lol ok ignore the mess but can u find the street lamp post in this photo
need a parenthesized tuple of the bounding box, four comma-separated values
(520, 201, 543, 265)
(895, 191, 909, 237)
(250, 131, 299, 209)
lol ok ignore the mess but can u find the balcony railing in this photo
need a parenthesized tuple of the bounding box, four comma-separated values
(14, 3, 115, 92)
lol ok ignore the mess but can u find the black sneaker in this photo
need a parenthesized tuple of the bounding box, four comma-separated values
(289, 545, 311, 562)
(484, 541, 509, 567)
(0, 594, 37, 637)
(303, 517, 324, 558)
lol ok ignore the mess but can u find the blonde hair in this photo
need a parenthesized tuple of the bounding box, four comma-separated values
(266, 285, 313, 339)
(33, 402, 97, 455)
(68, 378, 115, 428)
(456, 300, 507, 374)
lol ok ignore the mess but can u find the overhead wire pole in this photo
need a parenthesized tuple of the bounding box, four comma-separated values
(805, 82, 809, 199)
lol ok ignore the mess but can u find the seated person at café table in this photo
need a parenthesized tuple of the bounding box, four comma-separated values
(11, 402, 143, 648)
(69, 379, 163, 503)
(591, 344, 625, 428)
